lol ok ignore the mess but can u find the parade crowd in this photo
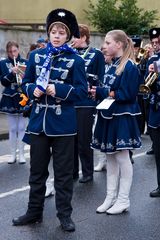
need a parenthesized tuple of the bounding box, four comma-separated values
(0, 8, 160, 233)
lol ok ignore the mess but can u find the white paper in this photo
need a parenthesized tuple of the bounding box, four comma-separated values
(96, 98, 115, 110)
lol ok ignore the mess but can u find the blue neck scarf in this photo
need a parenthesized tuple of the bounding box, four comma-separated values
(36, 42, 77, 92)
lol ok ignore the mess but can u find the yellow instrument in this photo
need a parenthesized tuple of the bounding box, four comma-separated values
(139, 72, 158, 94)
(135, 48, 148, 65)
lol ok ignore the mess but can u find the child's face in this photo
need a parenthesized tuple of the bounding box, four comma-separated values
(7, 46, 19, 59)
(49, 24, 68, 47)
(104, 35, 120, 57)
(151, 37, 160, 52)
(71, 35, 86, 49)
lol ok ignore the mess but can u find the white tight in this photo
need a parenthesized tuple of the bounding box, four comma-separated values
(7, 114, 26, 144)
(106, 150, 133, 180)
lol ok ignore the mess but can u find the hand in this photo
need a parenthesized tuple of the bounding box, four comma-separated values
(90, 86, 97, 99)
(148, 63, 154, 72)
(33, 87, 44, 98)
(109, 91, 115, 98)
(46, 84, 56, 97)
(11, 66, 19, 75)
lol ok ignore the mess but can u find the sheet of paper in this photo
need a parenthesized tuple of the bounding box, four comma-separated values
(96, 98, 115, 110)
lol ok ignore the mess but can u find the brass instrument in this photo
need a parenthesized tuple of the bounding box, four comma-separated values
(135, 48, 148, 65)
(139, 72, 158, 94)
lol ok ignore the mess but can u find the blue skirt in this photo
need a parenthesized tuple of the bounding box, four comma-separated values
(0, 94, 24, 114)
(92, 111, 141, 153)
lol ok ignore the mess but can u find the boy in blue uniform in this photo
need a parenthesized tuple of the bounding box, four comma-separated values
(71, 24, 105, 183)
(145, 28, 160, 197)
(145, 28, 160, 155)
(12, 8, 87, 232)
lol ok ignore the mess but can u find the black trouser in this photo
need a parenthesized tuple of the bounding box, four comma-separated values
(28, 134, 74, 220)
(149, 127, 160, 188)
(73, 108, 95, 178)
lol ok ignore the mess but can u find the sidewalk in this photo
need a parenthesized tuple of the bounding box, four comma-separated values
(0, 113, 9, 140)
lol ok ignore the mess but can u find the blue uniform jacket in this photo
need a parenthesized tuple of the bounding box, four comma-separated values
(0, 56, 27, 95)
(21, 47, 88, 136)
(0, 55, 28, 114)
(75, 47, 105, 107)
(96, 58, 141, 118)
(146, 52, 160, 128)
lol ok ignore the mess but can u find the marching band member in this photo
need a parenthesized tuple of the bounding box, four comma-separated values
(12, 8, 87, 232)
(91, 30, 141, 214)
(132, 36, 146, 135)
(145, 28, 160, 198)
(146, 28, 160, 155)
(0, 41, 28, 164)
(71, 24, 105, 183)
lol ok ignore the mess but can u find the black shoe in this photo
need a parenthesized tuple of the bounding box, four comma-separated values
(12, 213, 43, 226)
(60, 217, 75, 232)
(150, 188, 160, 198)
(146, 148, 154, 155)
(79, 176, 93, 183)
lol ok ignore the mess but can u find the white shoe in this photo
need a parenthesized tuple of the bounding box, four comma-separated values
(96, 197, 116, 213)
(106, 200, 130, 215)
(96, 173, 119, 213)
(8, 155, 16, 164)
(8, 143, 17, 164)
(18, 142, 26, 164)
(45, 182, 55, 198)
(94, 161, 106, 172)
(107, 176, 132, 215)
(19, 155, 26, 164)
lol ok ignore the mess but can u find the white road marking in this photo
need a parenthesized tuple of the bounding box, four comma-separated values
(0, 186, 30, 199)
(0, 150, 147, 199)
(133, 152, 147, 158)
(0, 178, 54, 199)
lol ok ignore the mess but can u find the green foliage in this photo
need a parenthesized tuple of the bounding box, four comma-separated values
(84, 0, 159, 35)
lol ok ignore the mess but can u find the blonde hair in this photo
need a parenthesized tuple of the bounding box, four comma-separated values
(106, 30, 135, 75)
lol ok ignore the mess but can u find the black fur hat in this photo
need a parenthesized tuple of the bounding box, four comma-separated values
(149, 28, 160, 40)
(131, 36, 142, 48)
(46, 8, 80, 41)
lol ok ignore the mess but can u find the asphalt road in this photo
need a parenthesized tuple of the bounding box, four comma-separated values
(0, 135, 160, 240)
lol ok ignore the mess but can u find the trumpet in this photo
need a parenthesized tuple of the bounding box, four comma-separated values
(139, 72, 158, 94)
(135, 48, 148, 65)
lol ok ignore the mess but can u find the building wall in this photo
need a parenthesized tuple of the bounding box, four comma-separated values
(138, 0, 160, 25)
(0, 28, 105, 58)
(0, 0, 93, 25)
(0, 0, 159, 27)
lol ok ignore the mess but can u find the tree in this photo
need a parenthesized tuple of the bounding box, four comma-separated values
(85, 0, 159, 35)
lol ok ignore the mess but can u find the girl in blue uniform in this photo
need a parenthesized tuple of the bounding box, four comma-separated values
(12, 9, 87, 232)
(91, 30, 141, 215)
(0, 41, 27, 164)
